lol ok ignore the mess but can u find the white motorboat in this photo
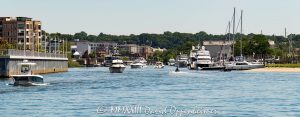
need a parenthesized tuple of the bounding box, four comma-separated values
(154, 62, 164, 69)
(168, 59, 176, 66)
(109, 59, 126, 73)
(225, 61, 264, 70)
(130, 57, 147, 69)
(11, 60, 44, 86)
(176, 54, 188, 67)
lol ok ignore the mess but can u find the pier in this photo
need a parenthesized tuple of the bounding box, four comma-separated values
(0, 49, 68, 78)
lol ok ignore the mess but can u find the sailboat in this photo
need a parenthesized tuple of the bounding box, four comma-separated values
(225, 9, 264, 70)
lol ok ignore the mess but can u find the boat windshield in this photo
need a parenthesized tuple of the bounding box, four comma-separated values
(197, 58, 211, 60)
(236, 62, 248, 65)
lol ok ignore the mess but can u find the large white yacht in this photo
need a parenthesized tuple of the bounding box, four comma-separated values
(195, 46, 213, 68)
(11, 60, 44, 86)
(109, 59, 126, 73)
(188, 45, 213, 69)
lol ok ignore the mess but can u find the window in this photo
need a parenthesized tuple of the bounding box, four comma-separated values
(38, 25, 41, 30)
(18, 24, 25, 29)
(26, 24, 29, 29)
(26, 38, 29, 42)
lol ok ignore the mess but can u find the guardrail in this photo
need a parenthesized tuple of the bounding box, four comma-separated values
(0, 49, 67, 59)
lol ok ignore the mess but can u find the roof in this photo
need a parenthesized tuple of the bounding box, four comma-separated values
(73, 51, 80, 56)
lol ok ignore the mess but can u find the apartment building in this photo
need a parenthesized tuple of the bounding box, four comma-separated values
(0, 17, 42, 50)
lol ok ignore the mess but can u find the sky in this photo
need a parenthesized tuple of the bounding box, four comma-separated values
(1, 0, 300, 36)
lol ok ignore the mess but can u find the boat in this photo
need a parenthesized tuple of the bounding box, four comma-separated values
(224, 10, 264, 70)
(195, 46, 213, 68)
(11, 60, 44, 86)
(187, 45, 199, 70)
(176, 54, 188, 67)
(225, 61, 264, 70)
(130, 59, 147, 69)
(103, 55, 113, 67)
(168, 59, 176, 66)
(154, 62, 164, 69)
(188, 45, 213, 69)
(109, 59, 126, 73)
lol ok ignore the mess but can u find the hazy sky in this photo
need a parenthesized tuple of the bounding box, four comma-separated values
(2, 0, 299, 36)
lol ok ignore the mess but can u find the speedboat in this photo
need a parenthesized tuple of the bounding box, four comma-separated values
(109, 59, 126, 73)
(130, 58, 147, 69)
(154, 62, 164, 69)
(11, 60, 44, 86)
(168, 59, 176, 66)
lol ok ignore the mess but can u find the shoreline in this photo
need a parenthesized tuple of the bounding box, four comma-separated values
(245, 67, 300, 73)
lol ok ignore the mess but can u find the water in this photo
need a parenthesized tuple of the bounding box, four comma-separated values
(1, 66, 300, 117)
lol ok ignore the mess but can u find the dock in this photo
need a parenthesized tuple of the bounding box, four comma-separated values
(0, 49, 68, 78)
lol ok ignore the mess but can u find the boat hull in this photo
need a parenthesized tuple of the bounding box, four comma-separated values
(13, 75, 44, 86)
(177, 61, 187, 68)
(109, 67, 125, 73)
(226, 64, 265, 70)
(131, 65, 143, 69)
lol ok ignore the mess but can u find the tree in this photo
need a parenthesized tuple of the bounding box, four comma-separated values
(74, 31, 88, 40)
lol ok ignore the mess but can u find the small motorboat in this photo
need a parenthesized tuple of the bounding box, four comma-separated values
(130, 58, 147, 69)
(154, 62, 164, 69)
(109, 59, 126, 73)
(11, 60, 44, 86)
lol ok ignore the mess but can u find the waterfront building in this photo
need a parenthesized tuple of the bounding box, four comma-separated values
(76, 40, 118, 57)
(0, 17, 42, 51)
(203, 40, 232, 59)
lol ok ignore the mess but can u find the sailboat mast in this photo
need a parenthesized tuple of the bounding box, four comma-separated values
(240, 10, 243, 57)
(232, 7, 236, 58)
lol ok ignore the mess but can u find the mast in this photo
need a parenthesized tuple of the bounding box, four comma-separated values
(240, 10, 243, 57)
(232, 7, 236, 58)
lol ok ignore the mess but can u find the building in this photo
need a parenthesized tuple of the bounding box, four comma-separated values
(0, 17, 42, 50)
(76, 41, 118, 57)
(203, 40, 276, 59)
(203, 40, 233, 59)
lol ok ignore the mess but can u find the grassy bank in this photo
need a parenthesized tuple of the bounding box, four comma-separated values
(267, 64, 300, 68)
(68, 60, 84, 68)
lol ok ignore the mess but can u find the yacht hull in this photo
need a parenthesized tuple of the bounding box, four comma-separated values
(13, 75, 44, 86)
(226, 64, 264, 70)
(109, 67, 125, 73)
(131, 65, 144, 69)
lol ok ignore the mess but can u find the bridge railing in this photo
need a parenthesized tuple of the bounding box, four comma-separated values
(0, 49, 67, 59)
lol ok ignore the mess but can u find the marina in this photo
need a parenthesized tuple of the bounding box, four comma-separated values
(1, 66, 300, 116)
(2, 0, 300, 116)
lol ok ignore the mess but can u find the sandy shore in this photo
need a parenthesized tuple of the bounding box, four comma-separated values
(245, 67, 300, 72)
